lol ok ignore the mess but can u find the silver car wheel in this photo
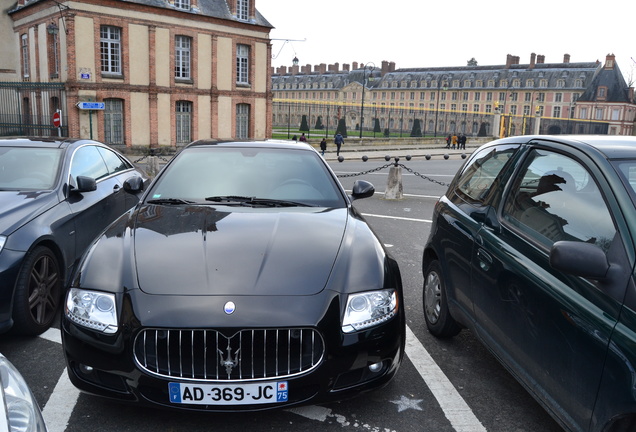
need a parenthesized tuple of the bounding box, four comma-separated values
(424, 270, 441, 324)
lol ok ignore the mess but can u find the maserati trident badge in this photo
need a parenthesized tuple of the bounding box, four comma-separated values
(224, 301, 236, 315)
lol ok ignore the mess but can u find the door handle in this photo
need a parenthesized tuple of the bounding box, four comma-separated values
(477, 248, 493, 271)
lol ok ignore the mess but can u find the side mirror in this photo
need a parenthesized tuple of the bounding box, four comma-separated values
(74, 176, 97, 193)
(351, 180, 375, 200)
(550, 241, 609, 280)
(123, 176, 145, 194)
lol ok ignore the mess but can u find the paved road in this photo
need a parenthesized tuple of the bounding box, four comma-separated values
(0, 154, 563, 432)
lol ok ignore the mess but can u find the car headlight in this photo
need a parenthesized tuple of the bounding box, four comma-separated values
(342, 289, 398, 333)
(0, 235, 6, 253)
(0, 353, 48, 432)
(65, 288, 118, 334)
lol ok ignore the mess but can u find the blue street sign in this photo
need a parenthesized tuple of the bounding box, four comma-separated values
(76, 102, 105, 110)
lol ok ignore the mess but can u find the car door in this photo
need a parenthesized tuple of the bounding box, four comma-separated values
(67, 144, 125, 256)
(471, 143, 630, 431)
(440, 144, 520, 319)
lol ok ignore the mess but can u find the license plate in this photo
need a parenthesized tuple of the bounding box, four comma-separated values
(168, 381, 288, 405)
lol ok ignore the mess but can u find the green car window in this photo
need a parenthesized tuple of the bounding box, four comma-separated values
(504, 149, 616, 252)
(455, 144, 519, 202)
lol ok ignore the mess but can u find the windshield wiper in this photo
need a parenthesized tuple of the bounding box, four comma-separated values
(205, 195, 312, 207)
(146, 198, 195, 205)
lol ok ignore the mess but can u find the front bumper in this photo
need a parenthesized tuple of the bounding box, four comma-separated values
(61, 291, 405, 411)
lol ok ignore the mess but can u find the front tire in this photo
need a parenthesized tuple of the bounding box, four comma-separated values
(12, 246, 62, 335)
(423, 260, 461, 338)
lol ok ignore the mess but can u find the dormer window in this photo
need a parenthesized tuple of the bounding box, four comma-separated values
(237, 0, 249, 21)
(174, 0, 190, 10)
(597, 86, 607, 101)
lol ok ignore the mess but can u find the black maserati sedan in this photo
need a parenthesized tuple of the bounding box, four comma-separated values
(62, 139, 405, 411)
(0, 137, 146, 336)
(423, 135, 636, 432)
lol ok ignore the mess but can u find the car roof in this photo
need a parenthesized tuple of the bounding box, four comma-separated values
(0, 137, 91, 149)
(185, 139, 315, 152)
(492, 135, 636, 160)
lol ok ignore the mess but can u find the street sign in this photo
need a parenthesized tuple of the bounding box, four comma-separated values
(52, 112, 61, 128)
(76, 102, 105, 110)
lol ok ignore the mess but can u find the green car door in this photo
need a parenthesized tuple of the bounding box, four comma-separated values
(471, 142, 631, 432)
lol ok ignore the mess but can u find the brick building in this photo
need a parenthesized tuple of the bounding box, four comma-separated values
(2, 0, 273, 149)
(271, 54, 636, 138)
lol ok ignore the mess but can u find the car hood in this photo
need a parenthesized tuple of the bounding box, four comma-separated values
(0, 190, 58, 236)
(132, 205, 347, 296)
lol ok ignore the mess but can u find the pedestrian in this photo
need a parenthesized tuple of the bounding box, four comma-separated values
(451, 134, 458, 149)
(299, 133, 307, 143)
(459, 133, 467, 150)
(445, 135, 451, 148)
(334, 133, 344, 156)
(320, 137, 327, 156)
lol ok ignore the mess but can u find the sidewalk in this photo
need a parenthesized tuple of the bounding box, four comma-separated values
(317, 142, 477, 161)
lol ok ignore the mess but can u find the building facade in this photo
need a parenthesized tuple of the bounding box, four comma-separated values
(2, 0, 273, 149)
(271, 54, 636, 138)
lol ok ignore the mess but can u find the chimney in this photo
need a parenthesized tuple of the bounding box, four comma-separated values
(319, 63, 327, 74)
(381, 60, 389, 77)
(505, 54, 513, 69)
(291, 65, 299, 75)
(537, 55, 545, 64)
(343, 64, 350, 72)
(389, 62, 396, 72)
(605, 53, 616, 69)
(564, 54, 570, 63)
(529, 53, 536, 70)
(352, 62, 359, 70)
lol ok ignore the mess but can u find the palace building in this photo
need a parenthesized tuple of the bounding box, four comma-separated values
(271, 53, 636, 138)
(1, 0, 273, 149)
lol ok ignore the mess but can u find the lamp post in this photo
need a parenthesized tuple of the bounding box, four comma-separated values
(359, 62, 375, 139)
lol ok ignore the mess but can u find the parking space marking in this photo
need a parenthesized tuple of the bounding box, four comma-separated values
(42, 368, 79, 432)
(361, 213, 432, 223)
(405, 325, 486, 432)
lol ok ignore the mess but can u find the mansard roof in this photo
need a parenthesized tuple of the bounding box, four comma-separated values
(9, 0, 272, 27)
(379, 61, 601, 91)
(577, 62, 632, 103)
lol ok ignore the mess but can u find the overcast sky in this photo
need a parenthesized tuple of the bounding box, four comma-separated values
(257, 0, 635, 83)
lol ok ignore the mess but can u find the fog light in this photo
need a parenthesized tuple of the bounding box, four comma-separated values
(368, 362, 383, 373)
(79, 364, 94, 374)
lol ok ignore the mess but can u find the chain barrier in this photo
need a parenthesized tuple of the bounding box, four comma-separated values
(132, 154, 171, 164)
(337, 162, 449, 187)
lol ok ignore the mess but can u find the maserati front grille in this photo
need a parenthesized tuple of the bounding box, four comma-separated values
(133, 328, 325, 382)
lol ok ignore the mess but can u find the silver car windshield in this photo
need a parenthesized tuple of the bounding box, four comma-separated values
(0, 147, 63, 190)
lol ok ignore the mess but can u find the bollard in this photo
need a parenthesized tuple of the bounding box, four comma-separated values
(147, 155, 160, 179)
(384, 165, 403, 200)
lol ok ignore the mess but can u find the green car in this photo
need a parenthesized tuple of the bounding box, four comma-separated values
(423, 135, 636, 432)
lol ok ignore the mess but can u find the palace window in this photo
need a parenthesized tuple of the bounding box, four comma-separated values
(100, 26, 122, 75)
(175, 36, 191, 80)
(236, 44, 250, 85)
(176, 101, 192, 144)
(174, 0, 190, 10)
(21, 34, 29, 78)
(236, 104, 250, 138)
(104, 99, 124, 145)
(237, 0, 249, 21)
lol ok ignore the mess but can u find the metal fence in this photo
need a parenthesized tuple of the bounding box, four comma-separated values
(0, 82, 68, 137)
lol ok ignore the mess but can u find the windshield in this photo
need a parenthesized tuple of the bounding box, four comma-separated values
(147, 147, 346, 208)
(0, 147, 63, 190)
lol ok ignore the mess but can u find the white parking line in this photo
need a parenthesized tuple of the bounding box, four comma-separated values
(405, 325, 486, 432)
(41, 369, 80, 432)
(361, 213, 432, 223)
